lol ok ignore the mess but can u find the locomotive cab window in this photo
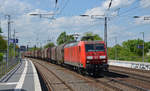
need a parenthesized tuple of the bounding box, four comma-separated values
(85, 44, 105, 52)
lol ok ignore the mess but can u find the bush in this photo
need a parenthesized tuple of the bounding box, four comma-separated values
(148, 59, 150, 62)
(147, 56, 150, 63)
(0, 53, 3, 62)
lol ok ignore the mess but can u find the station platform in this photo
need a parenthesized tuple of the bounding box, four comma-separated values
(0, 59, 42, 91)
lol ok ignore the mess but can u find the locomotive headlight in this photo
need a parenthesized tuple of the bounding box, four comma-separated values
(87, 56, 93, 59)
(102, 60, 106, 62)
(100, 56, 106, 59)
(87, 60, 90, 63)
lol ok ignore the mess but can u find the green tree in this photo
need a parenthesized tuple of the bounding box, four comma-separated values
(0, 28, 7, 51)
(108, 44, 138, 61)
(44, 42, 55, 48)
(0, 29, 6, 62)
(0, 27, 2, 33)
(146, 42, 150, 49)
(0, 53, 3, 62)
(57, 32, 75, 45)
(0, 36, 7, 50)
(122, 39, 149, 56)
(66, 35, 75, 43)
(108, 39, 150, 62)
(81, 32, 103, 41)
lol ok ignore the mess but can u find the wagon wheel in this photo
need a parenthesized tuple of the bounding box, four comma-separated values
(92, 71, 100, 77)
(78, 67, 86, 75)
(78, 67, 82, 74)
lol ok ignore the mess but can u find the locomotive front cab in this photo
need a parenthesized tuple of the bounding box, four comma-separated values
(85, 41, 109, 72)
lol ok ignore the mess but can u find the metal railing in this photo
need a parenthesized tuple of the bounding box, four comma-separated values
(0, 55, 20, 79)
(109, 56, 150, 62)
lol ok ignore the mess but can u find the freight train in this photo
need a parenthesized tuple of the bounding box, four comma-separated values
(24, 41, 109, 75)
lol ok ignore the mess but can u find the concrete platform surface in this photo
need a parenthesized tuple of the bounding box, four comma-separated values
(0, 59, 42, 91)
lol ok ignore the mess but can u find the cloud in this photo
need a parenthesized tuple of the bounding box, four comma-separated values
(140, 0, 150, 8)
(0, 0, 149, 47)
(85, 7, 105, 15)
(0, 0, 32, 16)
(84, 0, 135, 16)
(134, 15, 150, 25)
(1, 12, 101, 46)
(102, 0, 135, 9)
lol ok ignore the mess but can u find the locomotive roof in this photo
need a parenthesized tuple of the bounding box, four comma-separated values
(84, 40, 105, 44)
(64, 40, 104, 48)
(64, 42, 79, 48)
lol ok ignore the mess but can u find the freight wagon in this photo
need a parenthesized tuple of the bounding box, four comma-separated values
(24, 41, 108, 75)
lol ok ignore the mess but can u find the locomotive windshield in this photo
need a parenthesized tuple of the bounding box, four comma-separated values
(85, 44, 105, 52)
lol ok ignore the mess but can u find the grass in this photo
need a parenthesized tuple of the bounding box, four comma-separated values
(0, 62, 6, 78)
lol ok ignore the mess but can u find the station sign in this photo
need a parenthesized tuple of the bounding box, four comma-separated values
(137, 45, 143, 49)
(20, 46, 26, 51)
(10, 39, 18, 43)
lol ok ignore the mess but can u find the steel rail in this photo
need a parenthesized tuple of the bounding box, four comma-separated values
(41, 60, 124, 91)
(33, 61, 74, 91)
(103, 77, 149, 91)
(110, 69, 150, 83)
(33, 61, 54, 91)
(32, 59, 150, 91)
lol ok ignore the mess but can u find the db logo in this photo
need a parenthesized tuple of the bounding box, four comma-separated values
(95, 56, 98, 59)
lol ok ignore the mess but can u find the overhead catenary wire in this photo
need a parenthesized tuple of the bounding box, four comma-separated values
(117, 0, 139, 16)
(53, 0, 70, 17)
(108, 5, 148, 25)
(109, 0, 143, 21)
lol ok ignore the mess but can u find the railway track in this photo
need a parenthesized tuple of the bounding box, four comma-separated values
(32, 59, 123, 91)
(33, 60, 74, 91)
(58, 63, 150, 91)
(31, 59, 150, 91)
(84, 73, 149, 91)
(109, 66, 150, 77)
(101, 77, 149, 91)
(110, 69, 150, 83)
(108, 66, 150, 91)
(62, 67, 124, 91)
(63, 66, 150, 91)
(64, 70, 125, 91)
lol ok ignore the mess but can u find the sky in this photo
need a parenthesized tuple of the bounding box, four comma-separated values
(0, 0, 150, 47)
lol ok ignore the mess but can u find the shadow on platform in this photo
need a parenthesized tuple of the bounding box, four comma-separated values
(0, 89, 26, 91)
(91, 71, 129, 78)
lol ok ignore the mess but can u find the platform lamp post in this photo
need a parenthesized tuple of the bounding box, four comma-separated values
(115, 36, 118, 61)
(5, 15, 11, 69)
(133, 16, 148, 62)
(141, 32, 145, 62)
(13, 29, 18, 58)
(27, 41, 31, 51)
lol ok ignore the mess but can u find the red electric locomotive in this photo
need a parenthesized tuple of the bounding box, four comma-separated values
(64, 41, 108, 75)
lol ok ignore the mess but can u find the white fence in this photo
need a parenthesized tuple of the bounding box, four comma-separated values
(108, 60, 150, 70)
